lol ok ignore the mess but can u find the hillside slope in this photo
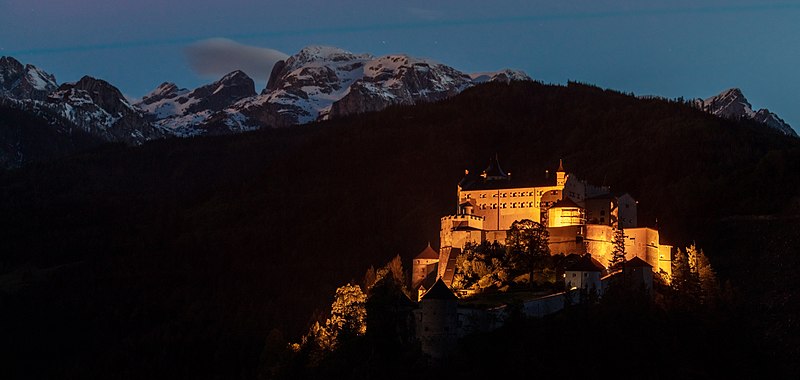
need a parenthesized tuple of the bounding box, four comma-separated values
(1, 81, 798, 378)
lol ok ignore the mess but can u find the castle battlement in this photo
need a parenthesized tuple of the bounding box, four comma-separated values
(440, 214, 485, 222)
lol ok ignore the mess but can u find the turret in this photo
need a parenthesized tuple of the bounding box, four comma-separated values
(412, 243, 440, 296)
(556, 159, 567, 187)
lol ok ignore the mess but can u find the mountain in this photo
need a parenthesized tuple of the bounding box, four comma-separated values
(0, 103, 102, 168)
(695, 88, 797, 137)
(131, 46, 529, 135)
(135, 71, 257, 137)
(1, 56, 162, 151)
(208, 46, 529, 130)
(0, 56, 58, 101)
(2, 81, 799, 378)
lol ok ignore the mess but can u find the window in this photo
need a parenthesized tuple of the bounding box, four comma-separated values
(600, 210, 605, 216)
(572, 273, 576, 278)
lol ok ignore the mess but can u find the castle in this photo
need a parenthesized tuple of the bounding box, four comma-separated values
(413, 157, 672, 297)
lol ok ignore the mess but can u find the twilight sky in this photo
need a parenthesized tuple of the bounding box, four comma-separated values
(1, 0, 799, 127)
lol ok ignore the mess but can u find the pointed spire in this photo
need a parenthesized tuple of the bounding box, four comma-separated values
(482, 154, 509, 180)
(557, 158, 564, 172)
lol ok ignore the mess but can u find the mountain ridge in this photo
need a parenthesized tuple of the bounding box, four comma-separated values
(1, 50, 797, 169)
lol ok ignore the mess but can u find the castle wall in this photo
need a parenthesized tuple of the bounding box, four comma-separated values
(658, 244, 673, 279)
(618, 193, 637, 228)
(585, 224, 614, 267)
(522, 292, 568, 318)
(440, 214, 485, 248)
(547, 225, 586, 256)
(585, 197, 618, 227)
(624, 227, 660, 269)
(562, 175, 586, 204)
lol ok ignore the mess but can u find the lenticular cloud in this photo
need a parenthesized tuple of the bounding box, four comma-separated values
(184, 38, 288, 83)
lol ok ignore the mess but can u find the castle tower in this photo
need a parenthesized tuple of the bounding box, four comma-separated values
(412, 243, 440, 293)
(556, 159, 567, 187)
(415, 279, 459, 358)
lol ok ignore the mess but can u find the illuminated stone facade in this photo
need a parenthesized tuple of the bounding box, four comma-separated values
(439, 157, 672, 278)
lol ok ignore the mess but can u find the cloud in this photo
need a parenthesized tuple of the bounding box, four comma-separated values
(184, 38, 289, 82)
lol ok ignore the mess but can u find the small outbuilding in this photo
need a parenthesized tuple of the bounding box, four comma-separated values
(622, 256, 653, 291)
(564, 254, 605, 293)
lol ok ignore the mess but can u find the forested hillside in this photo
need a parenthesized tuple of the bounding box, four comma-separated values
(1, 81, 798, 378)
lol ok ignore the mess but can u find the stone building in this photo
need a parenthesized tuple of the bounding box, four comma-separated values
(413, 279, 459, 358)
(564, 254, 605, 292)
(440, 157, 672, 279)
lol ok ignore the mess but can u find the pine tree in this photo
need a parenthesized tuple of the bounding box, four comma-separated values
(609, 228, 626, 269)
(672, 246, 701, 307)
(695, 247, 719, 305)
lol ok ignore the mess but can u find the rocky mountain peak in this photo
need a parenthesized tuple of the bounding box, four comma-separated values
(53, 76, 135, 116)
(0, 56, 58, 100)
(286, 46, 373, 70)
(140, 82, 187, 105)
(697, 88, 796, 137)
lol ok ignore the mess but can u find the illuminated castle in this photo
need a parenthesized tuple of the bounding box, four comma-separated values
(414, 157, 672, 295)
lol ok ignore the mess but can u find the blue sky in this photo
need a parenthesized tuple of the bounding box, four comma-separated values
(1, 0, 798, 128)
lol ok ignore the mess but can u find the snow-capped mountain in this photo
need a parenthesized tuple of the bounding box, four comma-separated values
(136, 71, 256, 136)
(694, 88, 797, 137)
(210, 46, 529, 130)
(46, 76, 161, 143)
(1, 57, 161, 145)
(131, 46, 530, 135)
(0, 56, 58, 101)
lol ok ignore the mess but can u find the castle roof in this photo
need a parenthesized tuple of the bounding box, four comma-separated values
(565, 255, 605, 272)
(415, 243, 439, 260)
(482, 154, 509, 180)
(557, 159, 565, 172)
(625, 256, 652, 268)
(416, 267, 439, 291)
(421, 278, 458, 301)
(551, 197, 581, 209)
